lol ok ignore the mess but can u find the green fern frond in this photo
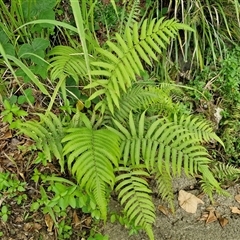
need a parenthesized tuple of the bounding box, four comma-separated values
(199, 166, 229, 201)
(171, 114, 224, 146)
(62, 127, 120, 220)
(115, 166, 155, 239)
(103, 84, 165, 124)
(102, 83, 183, 129)
(199, 177, 216, 201)
(19, 112, 65, 171)
(108, 111, 211, 176)
(85, 18, 193, 114)
(113, 85, 155, 122)
(107, 111, 144, 166)
(108, 111, 224, 200)
(120, 0, 141, 34)
(48, 45, 87, 83)
(146, 121, 211, 177)
(154, 166, 175, 211)
(198, 165, 223, 197)
(211, 162, 240, 182)
(146, 84, 184, 116)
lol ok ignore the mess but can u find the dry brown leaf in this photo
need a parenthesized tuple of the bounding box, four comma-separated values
(235, 194, 240, 203)
(24, 222, 42, 232)
(158, 205, 169, 216)
(24, 223, 32, 232)
(73, 210, 81, 227)
(230, 206, 240, 214)
(33, 223, 42, 231)
(178, 190, 204, 213)
(215, 210, 221, 219)
(219, 216, 229, 228)
(0, 131, 12, 139)
(84, 217, 92, 227)
(19, 172, 25, 181)
(205, 206, 215, 212)
(206, 210, 217, 224)
(102, 0, 110, 4)
(15, 216, 23, 223)
(45, 214, 54, 232)
(24, 139, 34, 147)
(198, 212, 209, 221)
(196, 192, 205, 200)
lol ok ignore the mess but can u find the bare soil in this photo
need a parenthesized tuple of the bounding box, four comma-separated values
(104, 177, 240, 240)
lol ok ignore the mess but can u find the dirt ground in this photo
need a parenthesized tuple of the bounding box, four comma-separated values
(103, 176, 240, 240)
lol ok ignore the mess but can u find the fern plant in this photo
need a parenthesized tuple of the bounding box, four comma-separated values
(18, 16, 240, 240)
(19, 109, 239, 239)
(102, 83, 183, 126)
(48, 17, 192, 114)
(48, 46, 87, 85)
(119, 0, 142, 35)
(107, 111, 224, 198)
(62, 125, 120, 221)
(19, 112, 65, 171)
(115, 165, 155, 240)
(211, 162, 240, 183)
(85, 17, 192, 114)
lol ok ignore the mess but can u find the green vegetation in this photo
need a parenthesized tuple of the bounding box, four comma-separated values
(1, 0, 240, 239)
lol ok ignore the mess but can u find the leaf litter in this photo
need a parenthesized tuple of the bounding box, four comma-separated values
(0, 117, 93, 239)
(178, 190, 204, 213)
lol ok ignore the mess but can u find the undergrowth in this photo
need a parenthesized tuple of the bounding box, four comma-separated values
(1, 0, 240, 239)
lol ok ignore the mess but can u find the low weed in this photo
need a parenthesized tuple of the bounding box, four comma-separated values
(1, 99, 28, 128)
(188, 46, 240, 165)
(30, 170, 103, 239)
(0, 171, 27, 222)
